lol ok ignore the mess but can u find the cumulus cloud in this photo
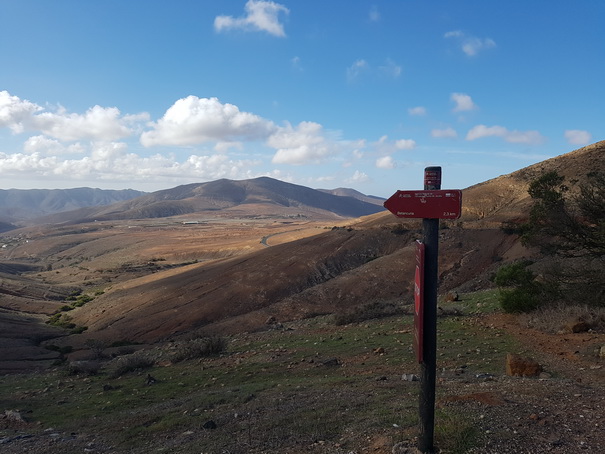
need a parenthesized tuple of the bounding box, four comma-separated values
(408, 106, 427, 116)
(376, 155, 395, 169)
(140, 96, 276, 147)
(431, 127, 458, 139)
(23, 135, 85, 155)
(466, 124, 545, 144)
(0, 142, 261, 184)
(0, 90, 43, 133)
(0, 91, 146, 142)
(373, 136, 416, 156)
(214, 0, 289, 37)
(269, 121, 333, 165)
(564, 129, 592, 146)
(395, 139, 416, 150)
(347, 170, 370, 183)
(32, 105, 141, 141)
(451, 93, 477, 112)
(445, 30, 496, 57)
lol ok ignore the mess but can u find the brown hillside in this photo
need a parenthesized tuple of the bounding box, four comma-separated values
(0, 141, 603, 368)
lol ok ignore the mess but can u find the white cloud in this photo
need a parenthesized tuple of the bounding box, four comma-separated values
(451, 93, 477, 112)
(374, 135, 416, 155)
(23, 135, 85, 155)
(347, 59, 368, 81)
(269, 121, 333, 165)
(445, 30, 496, 57)
(32, 105, 140, 141)
(0, 143, 261, 184)
(395, 139, 416, 150)
(214, 141, 243, 153)
(214, 0, 289, 37)
(376, 155, 395, 169)
(564, 129, 592, 146)
(379, 59, 402, 78)
(0, 90, 43, 133)
(431, 127, 458, 139)
(347, 170, 370, 183)
(140, 96, 276, 147)
(0, 91, 146, 142)
(408, 106, 427, 116)
(466, 124, 545, 145)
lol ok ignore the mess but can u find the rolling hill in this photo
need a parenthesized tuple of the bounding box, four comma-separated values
(26, 177, 386, 225)
(0, 140, 603, 371)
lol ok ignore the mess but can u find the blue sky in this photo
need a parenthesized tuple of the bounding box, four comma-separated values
(0, 1, 603, 197)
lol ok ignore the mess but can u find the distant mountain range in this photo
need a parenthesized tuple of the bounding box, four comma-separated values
(0, 187, 146, 231)
(0, 177, 386, 229)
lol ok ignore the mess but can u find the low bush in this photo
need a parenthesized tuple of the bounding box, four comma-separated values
(66, 360, 101, 376)
(170, 336, 227, 363)
(522, 304, 605, 334)
(109, 351, 156, 378)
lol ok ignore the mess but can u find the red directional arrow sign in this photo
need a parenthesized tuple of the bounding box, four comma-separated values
(383, 190, 462, 219)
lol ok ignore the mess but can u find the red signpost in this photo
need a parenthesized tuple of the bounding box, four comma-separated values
(384, 167, 462, 454)
(383, 190, 462, 220)
(413, 240, 425, 363)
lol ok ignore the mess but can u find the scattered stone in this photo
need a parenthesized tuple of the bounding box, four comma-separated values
(599, 345, 605, 359)
(475, 373, 496, 381)
(506, 353, 543, 377)
(3, 410, 26, 423)
(321, 358, 340, 367)
(402, 374, 419, 382)
(445, 291, 459, 302)
(202, 420, 217, 430)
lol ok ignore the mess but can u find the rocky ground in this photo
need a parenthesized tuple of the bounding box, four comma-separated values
(1, 312, 604, 454)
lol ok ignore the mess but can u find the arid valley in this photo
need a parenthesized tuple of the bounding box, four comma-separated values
(1, 142, 604, 453)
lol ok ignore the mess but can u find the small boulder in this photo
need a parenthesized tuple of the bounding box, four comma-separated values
(505, 353, 543, 377)
(599, 345, 605, 359)
(563, 318, 591, 333)
(445, 291, 459, 302)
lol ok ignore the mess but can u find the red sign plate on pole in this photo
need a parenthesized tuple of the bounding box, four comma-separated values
(383, 190, 462, 219)
(414, 240, 425, 363)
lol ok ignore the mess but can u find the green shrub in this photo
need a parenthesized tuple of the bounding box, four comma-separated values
(494, 262, 547, 313)
(498, 287, 540, 313)
(493, 261, 534, 287)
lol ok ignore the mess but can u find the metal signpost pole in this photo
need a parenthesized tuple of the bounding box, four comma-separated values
(418, 166, 441, 454)
(383, 166, 461, 454)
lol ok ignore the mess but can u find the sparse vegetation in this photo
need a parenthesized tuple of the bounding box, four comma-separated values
(169, 336, 228, 363)
(109, 350, 156, 378)
(333, 300, 408, 325)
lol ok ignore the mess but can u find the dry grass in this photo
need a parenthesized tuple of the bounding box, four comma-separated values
(522, 303, 605, 333)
